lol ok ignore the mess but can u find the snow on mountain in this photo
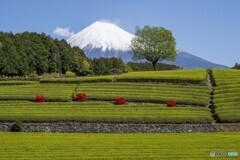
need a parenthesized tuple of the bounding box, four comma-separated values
(67, 21, 135, 53)
(67, 20, 227, 69)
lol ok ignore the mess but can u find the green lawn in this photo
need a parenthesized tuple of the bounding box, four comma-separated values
(75, 82, 209, 105)
(213, 69, 240, 122)
(0, 132, 239, 160)
(0, 83, 77, 101)
(40, 69, 207, 84)
(0, 101, 212, 123)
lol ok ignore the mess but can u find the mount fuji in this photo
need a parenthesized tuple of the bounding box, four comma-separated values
(67, 21, 227, 69)
(67, 21, 134, 61)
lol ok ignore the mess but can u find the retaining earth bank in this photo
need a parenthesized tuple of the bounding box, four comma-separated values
(0, 122, 240, 133)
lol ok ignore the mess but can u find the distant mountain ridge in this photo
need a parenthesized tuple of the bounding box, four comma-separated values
(68, 21, 227, 69)
(163, 51, 227, 69)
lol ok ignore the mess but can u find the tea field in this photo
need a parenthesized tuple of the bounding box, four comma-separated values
(0, 132, 239, 160)
(0, 101, 211, 123)
(75, 82, 209, 105)
(0, 69, 239, 124)
(213, 69, 240, 122)
(0, 69, 240, 159)
(40, 69, 207, 84)
(0, 83, 77, 101)
(0, 69, 212, 123)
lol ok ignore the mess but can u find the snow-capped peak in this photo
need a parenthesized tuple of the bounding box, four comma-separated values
(67, 21, 135, 52)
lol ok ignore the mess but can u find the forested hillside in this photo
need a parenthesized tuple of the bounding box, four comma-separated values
(0, 32, 91, 76)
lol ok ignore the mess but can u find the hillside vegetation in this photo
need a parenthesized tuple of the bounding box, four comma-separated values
(0, 32, 90, 76)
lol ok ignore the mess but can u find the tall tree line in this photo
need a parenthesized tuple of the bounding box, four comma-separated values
(0, 32, 91, 76)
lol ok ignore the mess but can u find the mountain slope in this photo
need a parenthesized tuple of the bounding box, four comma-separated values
(163, 51, 227, 69)
(68, 21, 227, 69)
(67, 21, 134, 54)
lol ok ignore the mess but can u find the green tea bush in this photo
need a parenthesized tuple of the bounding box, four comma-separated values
(65, 71, 75, 77)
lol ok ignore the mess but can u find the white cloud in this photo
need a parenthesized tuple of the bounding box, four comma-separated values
(53, 27, 74, 38)
(113, 18, 120, 25)
(98, 18, 120, 25)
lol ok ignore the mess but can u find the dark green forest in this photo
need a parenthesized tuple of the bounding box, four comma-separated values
(92, 57, 125, 75)
(0, 32, 182, 77)
(0, 32, 91, 76)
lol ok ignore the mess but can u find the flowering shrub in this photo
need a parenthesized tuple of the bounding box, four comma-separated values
(115, 97, 126, 105)
(33, 95, 46, 103)
(75, 93, 87, 102)
(166, 101, 177, 107)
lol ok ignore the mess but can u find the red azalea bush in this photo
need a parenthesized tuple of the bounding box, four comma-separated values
(115, 97, 126, 105)
(166, 101, 177, 107)
(33, 95, 46, 103)
(75, 93, 87, 102)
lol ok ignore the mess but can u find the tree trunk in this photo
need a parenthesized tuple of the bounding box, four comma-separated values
(152, 61, 157, 71)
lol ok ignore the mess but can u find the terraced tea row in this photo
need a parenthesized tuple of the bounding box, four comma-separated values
(0, 82, 209, 105)
(0, 101, 212, 123)
(212, 69, 240, 122)
(0, 81, 38, 85)
(40, 69, 207, 84)
(76, 83, 209, 105)
(115, 70, 207, 84)
(0, 84, 77, 101)
(0, 132, 239, 160)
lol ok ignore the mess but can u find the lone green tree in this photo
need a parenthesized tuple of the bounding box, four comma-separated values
(130, 26, 177, 70)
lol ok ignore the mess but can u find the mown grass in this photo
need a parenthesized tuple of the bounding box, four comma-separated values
(0, 132, 239, 160)
(40, 69, 207, 84)
(213, 69, 240, 122)
(0, 101, 212, 123)
(75, 82, 209, 106)
(0, 83, 77, 101)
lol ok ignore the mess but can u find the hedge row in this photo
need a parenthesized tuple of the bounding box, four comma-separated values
(40, 70, 207, 85)
(0, 81, 38, 85)
(0, 101, 212, 123)
(0, 84, 77, 102)
(212, 69, 240, 123)
(75, 82, 209, 106)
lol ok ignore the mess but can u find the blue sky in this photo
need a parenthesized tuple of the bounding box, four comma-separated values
(0, 0, 240, 67)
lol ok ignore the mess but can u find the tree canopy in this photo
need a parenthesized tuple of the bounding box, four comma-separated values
(130, 26, 177, 70)
(232, 62, 240, 69)
(0, 32, 90, 76)
(91, 57, 125, 75)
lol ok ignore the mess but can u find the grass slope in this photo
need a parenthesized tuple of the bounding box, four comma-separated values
(0, 132, 239, 160)
(0, 101, 212, 123)
(213, 69, 240, 122)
